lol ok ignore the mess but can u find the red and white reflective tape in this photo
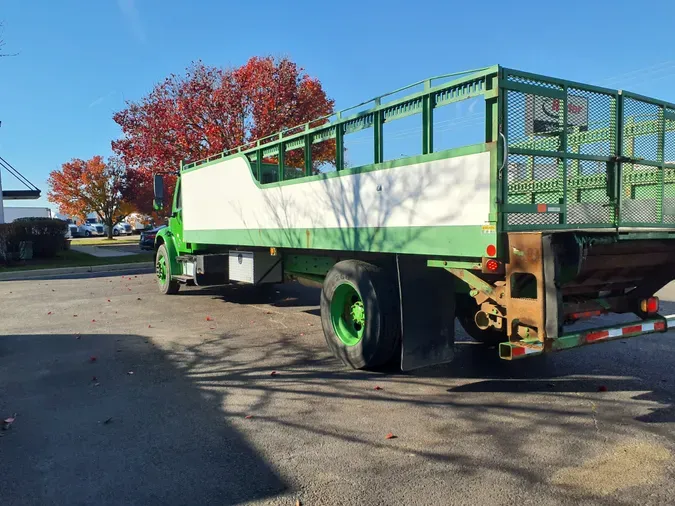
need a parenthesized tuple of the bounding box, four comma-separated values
(585, 320, 666, 344)
(510, 345, 543, 358)
(667, 315, 675, 329)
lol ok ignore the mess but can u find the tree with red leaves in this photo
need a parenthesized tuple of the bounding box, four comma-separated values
(112, 56, 335, 214)
(47, 156, 135, 239)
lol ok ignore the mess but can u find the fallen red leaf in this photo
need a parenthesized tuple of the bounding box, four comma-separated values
(206, 316, 214, 321)
(148, 324, 152, 328)
(244, 415, 253, 419)
(598, 385, 608, 392)
(209, 327, 215, 330)
(385, 432, 396, 439)
(107, 299, 111, 303)
(270, 371, 278, 376)
(128, 288, 131, 291)
(90, 356, 97, 363)
(300, 333, 305, 336)
(91, 319, 96, 323)
(374, 386, 383, 391)
(47, 311, 53, 315)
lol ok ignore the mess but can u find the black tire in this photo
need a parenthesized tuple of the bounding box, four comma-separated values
(84, 230, 91, 237)
(113, 229, 120, 236)
(320, 260, 400, 370)
(156, 244, 179, 295)
(456, 294, 506, 346)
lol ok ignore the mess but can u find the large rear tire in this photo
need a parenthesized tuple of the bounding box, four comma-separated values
(320, 260, 400, 370)
(156, 244, 179, 295)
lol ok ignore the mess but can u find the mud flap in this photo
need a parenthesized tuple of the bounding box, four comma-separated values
(397, 257, 456, 371)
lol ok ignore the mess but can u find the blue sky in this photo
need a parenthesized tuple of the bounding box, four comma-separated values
(2, 0, 674, 211)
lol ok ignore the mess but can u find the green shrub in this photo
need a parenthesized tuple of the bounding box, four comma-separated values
(0, 218, 68, 262)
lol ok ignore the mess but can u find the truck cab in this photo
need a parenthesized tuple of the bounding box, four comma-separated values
(78, 219, 105, 237)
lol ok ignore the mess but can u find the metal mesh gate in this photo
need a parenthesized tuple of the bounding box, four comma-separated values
(501, 68, 675, 230)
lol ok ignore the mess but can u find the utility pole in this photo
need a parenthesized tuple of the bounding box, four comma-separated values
(0, 166, 4, 224)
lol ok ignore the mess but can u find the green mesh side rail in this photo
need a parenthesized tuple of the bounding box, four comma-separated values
(502, 67, 675, 230)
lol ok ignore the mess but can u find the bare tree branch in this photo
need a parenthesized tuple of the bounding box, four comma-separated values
(0, 22, 18, 57)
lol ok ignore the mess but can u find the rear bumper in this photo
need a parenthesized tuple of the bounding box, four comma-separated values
(499, 315, 675, 360)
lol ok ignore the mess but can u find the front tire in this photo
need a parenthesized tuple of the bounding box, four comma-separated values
(320, 260, 400, 370)
(84, 231, 91, 237)
(113, 229, 120, 236)
(156, 244, 179, 295)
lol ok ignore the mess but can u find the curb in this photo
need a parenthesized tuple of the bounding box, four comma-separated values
(0, 262, 155, 281)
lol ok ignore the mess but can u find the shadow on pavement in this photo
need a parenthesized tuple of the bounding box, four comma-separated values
(159, 328, 674, 506)
(0, 333, 287, 506)
(174, 281, 675, 427)
(0, 266, 154, 282)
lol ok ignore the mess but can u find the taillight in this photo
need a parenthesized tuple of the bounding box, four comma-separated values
(640, 297, 659, 314)
(485, 259, 499, 272)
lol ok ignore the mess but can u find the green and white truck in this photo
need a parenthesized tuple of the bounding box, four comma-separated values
(151, 65, 675, 370)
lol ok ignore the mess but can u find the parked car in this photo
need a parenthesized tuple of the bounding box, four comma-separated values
(104, 222, 134, 236)
(78, 222, 105, 237)
(139, 225, 167, 250)
(66, 224, 80, 238)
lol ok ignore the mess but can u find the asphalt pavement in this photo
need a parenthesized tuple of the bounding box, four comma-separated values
(1, 274, 674, 505)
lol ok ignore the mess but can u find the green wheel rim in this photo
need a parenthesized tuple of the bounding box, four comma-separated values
(330, 283, 366, 346)
(156, 254, 168, 284)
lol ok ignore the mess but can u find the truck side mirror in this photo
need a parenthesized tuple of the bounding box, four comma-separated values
(153, 174, 164, 211)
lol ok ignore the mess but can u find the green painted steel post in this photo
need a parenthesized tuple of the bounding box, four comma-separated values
(486, 72, 500, 223)
(485, 75, 498, 143)
(278, 142, 285, 182)
(256, 149, 262, 181)
(658, 106, 666, 223)
(374, 110, 383, 164)
(500, 67, 509, 228)
(422, 81, 434, 155)
(336, 126, 344, 171)
(304, 134, 312, 176)
(615, 92, 624, 227)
